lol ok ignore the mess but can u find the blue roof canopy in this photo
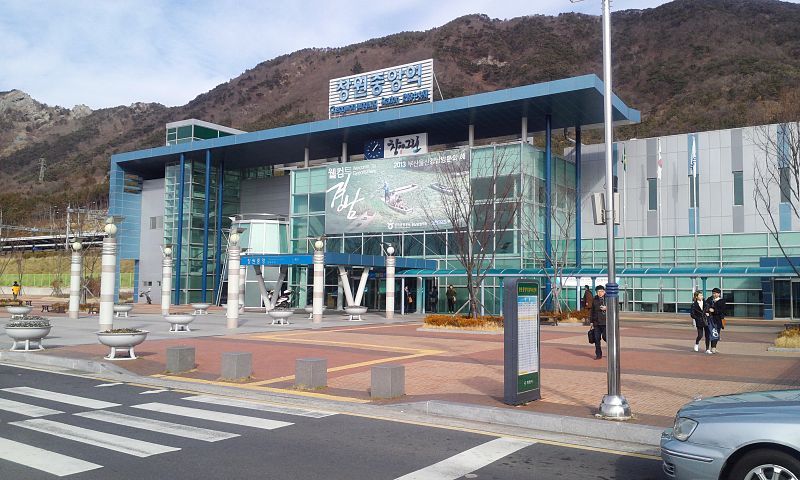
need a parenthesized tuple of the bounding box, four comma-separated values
(113, 74, 640, 178)
(396, 266, 798, 278)
(240, 253, 435, 270)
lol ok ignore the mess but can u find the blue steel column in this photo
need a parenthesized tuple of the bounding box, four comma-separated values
(214, 160, 225, 302)
(575, 126, 582, 268)
(544, 115, 553, 308)
(545, 115, 552, 266)
(174, 153, 186, 305)
(201, 149, 211, 302)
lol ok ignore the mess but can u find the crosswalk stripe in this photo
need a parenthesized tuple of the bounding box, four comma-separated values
(0, 437, 102, 477)
(9, 419, 180, 457)
(75, 410, 239, 442)
(0, 397, 63, 417)
(132, 402, 294, 430)
(183, 395, 335, 418)
(2, 387, 120, 409)
(393, 437, 535, 480)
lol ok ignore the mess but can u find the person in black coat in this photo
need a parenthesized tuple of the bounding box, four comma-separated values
(690, 291, 708, 352)
(590, 285, 608, 360)
(704, 287, 726, 354)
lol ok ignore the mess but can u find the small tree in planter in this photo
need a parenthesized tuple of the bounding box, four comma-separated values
(5, 315, 52, 351)
(96, 328, 149, 360)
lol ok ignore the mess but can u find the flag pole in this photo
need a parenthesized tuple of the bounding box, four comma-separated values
(657, 138, 663, 312)
(622, 143, 628, 310)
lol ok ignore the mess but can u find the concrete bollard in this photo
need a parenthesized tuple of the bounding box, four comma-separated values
(295, 358, 327, 389)
(370, 364, 405, 399)
(166, 346, 195, 373)
(221, 352, 252, 381)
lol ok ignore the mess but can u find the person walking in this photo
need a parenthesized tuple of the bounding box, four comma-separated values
(704, 287, 726, 354)
(590, 285, 608, 360)
(404, 285, 414, 313)
(582, 285, 593, 310)
(690, 291, 708, 352)
(446, 285, 457, 314)
(11, 281, 21, 301)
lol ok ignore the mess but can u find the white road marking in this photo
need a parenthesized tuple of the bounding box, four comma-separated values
(139, 389, 169, 394)
(2, 387, 120, 409)
(393, 437, 535, 480)
(94, 383, 123, 388)
(132, 402, 294, 430)
(75, 410, 239, 442)
(0, 437, 102, 477)
(10, 419, 180, 457)
(0, 397, 63, 417)
(183, 395, 335, 418)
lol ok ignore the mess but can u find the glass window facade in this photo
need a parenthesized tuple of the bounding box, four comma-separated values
(733, 171, 744, 206)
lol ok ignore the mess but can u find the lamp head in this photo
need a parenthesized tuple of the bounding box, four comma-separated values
(163, 246, 172, 257)
(386, 245, 395, 256)
(314, 239, 324, 251)
(103, 223, 117, 236)
(71, 241, 82, 252)
(229, 233, 240, 245)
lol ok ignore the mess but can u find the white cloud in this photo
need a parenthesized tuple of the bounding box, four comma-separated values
(0, 0, 789, 109)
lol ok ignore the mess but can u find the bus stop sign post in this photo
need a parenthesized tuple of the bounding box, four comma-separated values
(503, 278, 541, 405)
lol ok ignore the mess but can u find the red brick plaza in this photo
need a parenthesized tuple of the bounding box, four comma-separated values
(38, 312, 799, 428)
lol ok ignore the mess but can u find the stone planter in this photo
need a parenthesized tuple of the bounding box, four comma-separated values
(96, 330, 148, 360)
(5, 325, 52, 351)
(268, 309, 293, 325)
(6, 305, 32, 319)
(113, 304, 134, 318)
(304, 305, 326, 319)
(191, 303, 211, 315)
(345, 306, 368, 322)
(165, 314, 196, 332)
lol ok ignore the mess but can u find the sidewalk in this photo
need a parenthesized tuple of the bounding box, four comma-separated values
(1, 305, 797, 439)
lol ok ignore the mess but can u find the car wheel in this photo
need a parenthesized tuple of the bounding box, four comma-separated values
(729, 449, 800, 480)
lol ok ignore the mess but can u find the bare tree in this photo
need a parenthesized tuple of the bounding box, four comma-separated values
(752, 115, 800, 276)
(421, 145, 521, 318)
(521, 193, 576, 313)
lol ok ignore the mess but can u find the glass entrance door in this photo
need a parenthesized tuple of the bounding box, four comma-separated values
(773, 279, 800, 319)
(774, 279, 791, 318)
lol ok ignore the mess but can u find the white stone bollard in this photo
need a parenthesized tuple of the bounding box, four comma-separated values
(312, 240, 325, 325)
(68, 241, 83, 320)
(161, 246, 172, 316)
(226, 234, 241, 329)
(99, 223, 118, 331)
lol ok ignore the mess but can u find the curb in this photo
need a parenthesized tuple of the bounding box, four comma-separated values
(767, 346, 800, 352)
(406, 400, 663, 447)
(0, 351, 134, 376)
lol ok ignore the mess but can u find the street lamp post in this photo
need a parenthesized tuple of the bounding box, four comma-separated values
(597, 0, 630, 419)
(385, 245, 396, 321)
(312, 239, 325, 326)
(161, 246, 173, 316)
(98, 220, 118, 332)
(226, 233, 241, 329)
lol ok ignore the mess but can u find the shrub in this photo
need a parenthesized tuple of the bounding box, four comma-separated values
(775, 327, 800, 349)
(99, 328, 143, 334)
(424, 314, 503, 329)
(7, 316, 51, 328)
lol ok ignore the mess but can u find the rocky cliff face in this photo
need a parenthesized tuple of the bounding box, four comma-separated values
(2, 0, 800, 225)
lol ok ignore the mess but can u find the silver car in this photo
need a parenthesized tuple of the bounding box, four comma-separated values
(661, 390, 800, 479)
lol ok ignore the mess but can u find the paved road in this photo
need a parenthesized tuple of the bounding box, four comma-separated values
(0, 364, 663, 479)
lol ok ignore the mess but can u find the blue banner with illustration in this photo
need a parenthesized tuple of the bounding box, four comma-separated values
(325, 148, 469, 234)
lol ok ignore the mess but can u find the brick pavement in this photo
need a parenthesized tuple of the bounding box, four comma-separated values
(27, 318, 800, 428)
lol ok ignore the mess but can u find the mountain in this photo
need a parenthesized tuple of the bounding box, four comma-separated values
(2, 0, 800, 226)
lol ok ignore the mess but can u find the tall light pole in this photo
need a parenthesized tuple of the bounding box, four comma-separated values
(598, 0, 630, 419)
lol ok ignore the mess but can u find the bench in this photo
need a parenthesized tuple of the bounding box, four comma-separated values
(540, 314, 559, 326)
(87, 305, 99, 315)
(25, 300, 33, 306)
(41, 305, 51, 313)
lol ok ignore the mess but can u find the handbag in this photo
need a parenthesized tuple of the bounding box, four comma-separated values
(588, 327, 595, 344)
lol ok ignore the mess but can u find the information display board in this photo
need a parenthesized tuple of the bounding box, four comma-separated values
(503, 279, 541, 405)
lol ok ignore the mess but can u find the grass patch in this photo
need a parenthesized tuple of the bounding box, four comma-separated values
(775, 327, 800, 348)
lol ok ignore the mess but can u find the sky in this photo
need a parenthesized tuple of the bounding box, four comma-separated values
(0, 0, 752, 109)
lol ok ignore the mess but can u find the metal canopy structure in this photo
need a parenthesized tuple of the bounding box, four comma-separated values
(240, 253, 435, 271)
(112, 74, 640, 179)
(396, 266, 800, 278)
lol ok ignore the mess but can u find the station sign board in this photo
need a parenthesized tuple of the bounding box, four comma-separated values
(328, 59, 434, 118)
(503, 279, 541, 405)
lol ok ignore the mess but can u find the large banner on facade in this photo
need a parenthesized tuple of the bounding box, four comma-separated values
(325, 148, 469, 234)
